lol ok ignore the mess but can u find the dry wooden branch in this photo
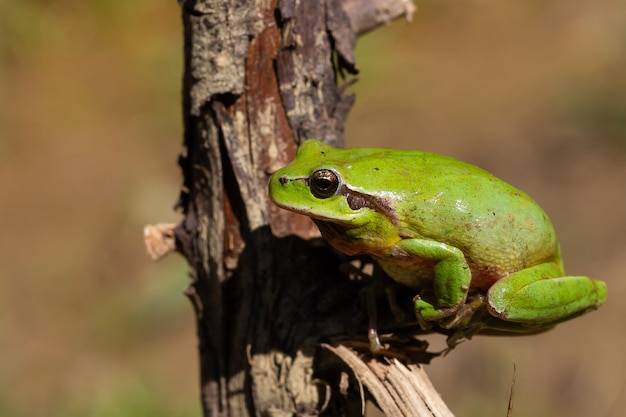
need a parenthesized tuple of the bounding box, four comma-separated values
(323, 344, 454, 417)
(343, 0, 417, 35)
(143, 223, 177, 261)
(145, 0, 456, 416)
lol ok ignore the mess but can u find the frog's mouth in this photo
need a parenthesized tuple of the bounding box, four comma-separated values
(312, 218, 351, 236)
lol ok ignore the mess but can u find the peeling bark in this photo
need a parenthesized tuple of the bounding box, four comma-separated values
(161, 1, 454, 416)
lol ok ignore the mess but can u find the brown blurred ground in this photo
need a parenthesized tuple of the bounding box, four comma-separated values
(1, 1, 625, 417)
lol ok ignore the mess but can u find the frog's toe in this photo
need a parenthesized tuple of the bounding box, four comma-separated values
(368, 327, 383, 353)
(414, 296, 460, 328)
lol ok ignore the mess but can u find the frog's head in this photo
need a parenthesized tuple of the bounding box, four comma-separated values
(268, 139, 399, 230)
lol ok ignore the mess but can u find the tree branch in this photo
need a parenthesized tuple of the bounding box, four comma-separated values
(342, 0, 416, 35)
(144, 1, 456, 416)
(323, 344, 454, 417)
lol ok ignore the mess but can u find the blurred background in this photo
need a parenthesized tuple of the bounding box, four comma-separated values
(1, 1, 624, 416)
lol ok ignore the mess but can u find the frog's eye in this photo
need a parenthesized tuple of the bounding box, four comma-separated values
(310, 169, 341, 199)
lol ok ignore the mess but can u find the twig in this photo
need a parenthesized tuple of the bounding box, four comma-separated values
(323, 344, 455, 417)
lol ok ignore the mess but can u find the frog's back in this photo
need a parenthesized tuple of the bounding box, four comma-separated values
(338, 147, 560, 273)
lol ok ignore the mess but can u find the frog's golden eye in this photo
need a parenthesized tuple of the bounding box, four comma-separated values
(310, 169, 340, 199)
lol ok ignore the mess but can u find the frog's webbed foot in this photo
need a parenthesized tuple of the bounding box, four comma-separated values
(444, 321, 487, 351)
(411, 293, 489, 351)
(439, 293, 487, 330)
(441, 294, 494, 350)
(413, 292, 460, 330)
(368, 326, 383, 353)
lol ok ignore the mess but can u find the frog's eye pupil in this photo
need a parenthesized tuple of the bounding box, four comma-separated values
(317, 178, 332, 189)
(310, 169, 340, 199)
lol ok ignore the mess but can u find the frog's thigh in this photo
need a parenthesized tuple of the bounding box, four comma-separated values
(487, 263, 607, 323)
(396, 239, 471, 308)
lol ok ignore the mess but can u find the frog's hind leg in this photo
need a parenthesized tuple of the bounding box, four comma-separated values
(486, 263, 606, 324)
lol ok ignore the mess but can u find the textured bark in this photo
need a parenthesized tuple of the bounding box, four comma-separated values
(165, 1, 453, 416)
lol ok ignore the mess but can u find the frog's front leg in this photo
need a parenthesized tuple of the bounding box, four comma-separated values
(381, 239, 472, 325)
(486, 262, 607, 324)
